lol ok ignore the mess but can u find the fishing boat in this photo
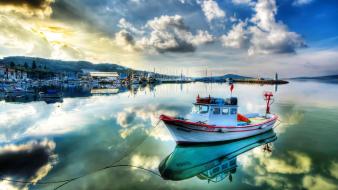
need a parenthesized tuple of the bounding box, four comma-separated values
(160, 87, 278, 144)
(39, 89, 63, 104)
(159, 130, 276, 182)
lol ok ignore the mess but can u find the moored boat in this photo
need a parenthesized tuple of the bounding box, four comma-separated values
(39, 89, 63, 98)
(39, 89, 63, 104)
(160, 90, 278, 144)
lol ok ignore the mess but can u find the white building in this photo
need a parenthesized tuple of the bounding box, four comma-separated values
(89, 72, 120, 82)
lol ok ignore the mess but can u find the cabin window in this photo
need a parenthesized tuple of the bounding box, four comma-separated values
(230, 108, 237, 115)
(222, 108, 229, 115)
(192, 105, 209, 114)
(213, 107, 220, 114)
(192, 105, 199, 113)
(200, 105, 209, 114)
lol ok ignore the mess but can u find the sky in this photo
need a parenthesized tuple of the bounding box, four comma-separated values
(0, 0, 337, 77)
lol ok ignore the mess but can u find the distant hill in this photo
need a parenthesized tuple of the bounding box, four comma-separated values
(195, 74, 252, 82)
(0, 56, 129, 73)
(290, 75, 338, 83)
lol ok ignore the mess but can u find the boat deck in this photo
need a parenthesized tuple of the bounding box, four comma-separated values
(238, 116, 269, 126)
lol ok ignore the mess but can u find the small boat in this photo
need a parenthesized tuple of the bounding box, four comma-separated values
(160, 91, 278, 144)
(39, 89, 63, 104)
(159, 130, 277, 181)
(39, 89, 63, 98)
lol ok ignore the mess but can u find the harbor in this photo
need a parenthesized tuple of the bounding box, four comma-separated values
(0, 58, 290, 104)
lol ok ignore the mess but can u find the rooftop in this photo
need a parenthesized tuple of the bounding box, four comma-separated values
(89, 72, 119, 77)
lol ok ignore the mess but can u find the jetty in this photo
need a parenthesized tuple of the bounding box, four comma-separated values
(231, 73, 289, 84)
(232, 79, 289, 84)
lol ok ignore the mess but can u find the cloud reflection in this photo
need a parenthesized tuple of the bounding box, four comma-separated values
(116, 105, 180, 141)
(0, 139, 57, 190)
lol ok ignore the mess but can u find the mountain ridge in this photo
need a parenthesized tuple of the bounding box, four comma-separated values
(0, 56, 129, 73)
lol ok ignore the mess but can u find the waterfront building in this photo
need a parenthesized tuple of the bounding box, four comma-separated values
(89, 72, 120, 82)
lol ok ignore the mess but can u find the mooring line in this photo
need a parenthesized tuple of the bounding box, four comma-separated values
(0, 118, 163, 190)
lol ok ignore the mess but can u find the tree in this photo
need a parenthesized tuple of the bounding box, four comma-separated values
(44, 65, 47, 70)
(24, 62, 28, 69)
(32, 61, 37, 69)
(10, 62, 15, 68)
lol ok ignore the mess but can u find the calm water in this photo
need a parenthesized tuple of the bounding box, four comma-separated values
(0, 81, 337, 190)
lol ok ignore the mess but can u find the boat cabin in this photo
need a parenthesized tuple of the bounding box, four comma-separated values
(197, 157, 237, 183)
(188, 96, 239, 126)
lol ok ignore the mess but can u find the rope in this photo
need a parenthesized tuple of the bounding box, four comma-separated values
(0, 119, 163, 190)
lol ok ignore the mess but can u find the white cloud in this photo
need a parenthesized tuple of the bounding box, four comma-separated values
(221, 20, 249, 48)
(293, 0, 314, 6)
(232, 0, 254, 6)
(190, 30, 215, 45)
(221, 0, 306, 55)
(116, 15, 215, 53)
(118, 18, 144, 35)
(248, 0, 306, 55)
(200, 0, 225, 22)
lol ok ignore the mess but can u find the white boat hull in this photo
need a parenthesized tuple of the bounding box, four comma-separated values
(163, 119, 277, 144)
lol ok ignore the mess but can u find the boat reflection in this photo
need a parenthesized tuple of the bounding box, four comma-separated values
(159, 130, 277, 182)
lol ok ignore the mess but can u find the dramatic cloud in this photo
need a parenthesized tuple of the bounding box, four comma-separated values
(114, 30, 135, 51)
(293, 0, 314, 6)
(199, 0, 225, 22)
(117, 15, 215, 53)
(0, 0, 335, 76)
(138, 15, 196, 53)
(221, 0, 306, 55)
(0, 0, 54, 17)
(248, 0, 306, 55)
(118, 18, 145, 35)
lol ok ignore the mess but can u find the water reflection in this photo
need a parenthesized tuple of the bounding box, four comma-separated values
(0, 139, 56, 189)
(159, 130, 277, 182)
(0, 82, 337, 189)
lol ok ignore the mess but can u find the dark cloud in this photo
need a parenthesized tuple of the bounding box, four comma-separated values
(157, 39, 196, 53)
(0, 140, 56, 181)
(0, 0, 54, 17)
(0, 0, 54, 9)
(0, 141, 56, 190)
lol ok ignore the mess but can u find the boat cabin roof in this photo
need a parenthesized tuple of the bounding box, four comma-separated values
(195, 96, 237, 106)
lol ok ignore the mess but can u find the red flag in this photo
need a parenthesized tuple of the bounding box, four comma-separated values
(230, 84, 234, 92)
